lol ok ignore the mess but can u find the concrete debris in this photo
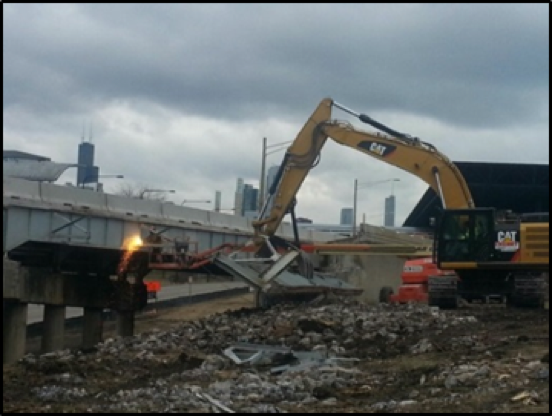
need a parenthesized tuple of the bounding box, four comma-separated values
(222, 342, 359, 375)
(3, 298, 549, 413)
(511, 390, 540, 405)
(196, 392, 236, 413)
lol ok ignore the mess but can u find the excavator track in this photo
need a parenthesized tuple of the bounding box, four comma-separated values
(508, 274, 546, 309)
(428, 275, 459, 309)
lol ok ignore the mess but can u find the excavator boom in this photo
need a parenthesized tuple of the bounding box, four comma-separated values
(254, 98, 474, 237)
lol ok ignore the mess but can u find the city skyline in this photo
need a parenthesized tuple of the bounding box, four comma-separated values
(231, 173, 401, 226)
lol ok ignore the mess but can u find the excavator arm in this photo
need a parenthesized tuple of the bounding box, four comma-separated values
(253, 97, 474, 238)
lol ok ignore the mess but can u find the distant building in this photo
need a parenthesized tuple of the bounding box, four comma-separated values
(214, 190, 222, 212)
(296, 217, 313, 224)
(234, 178, 244, 216)
(243, 210, 259, 220)
(242, 184, 259, 215)
(266, 165, 279, 197)
(384, 195, 396, 227)
(76, 141, 98, 187)
(297, 222, 427, 239)
(298, 222, 353, 237)
(340, 207, 354, 226)
(3, 150, 78, 182)
(233, 178, 260, 216)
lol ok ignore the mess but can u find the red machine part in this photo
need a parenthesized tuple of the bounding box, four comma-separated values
(388, 257, 457, 304)
(148, 243, 240, 270)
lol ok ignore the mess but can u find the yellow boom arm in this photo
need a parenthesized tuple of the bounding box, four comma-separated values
(253, 97, 474, 237)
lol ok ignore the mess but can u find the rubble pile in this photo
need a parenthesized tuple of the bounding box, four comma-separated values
(91, 301, 478, 359)
(4, 299, 549, 413)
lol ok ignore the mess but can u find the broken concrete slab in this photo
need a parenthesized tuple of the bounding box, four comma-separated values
(221, 341, 359, 375)
(211, 254, 363, 298)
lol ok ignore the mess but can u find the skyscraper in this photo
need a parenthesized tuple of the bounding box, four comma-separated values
(266, 165, 280, 199)
(340, 207, 354, 226)
(76, 141, 98, 186)
(234, 178, 244, 216)
(214, 190, 222, 212)
(384, 195, 396, 227)
(242, 184, 259, 215)
(235, 178, 245, 194)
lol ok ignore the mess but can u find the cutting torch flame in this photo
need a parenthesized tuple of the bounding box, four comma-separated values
(126, 235, 143, 252)
(118, 235, 144, 275)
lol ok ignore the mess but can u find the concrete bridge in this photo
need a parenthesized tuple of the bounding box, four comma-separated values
(3, 177, 338, 364)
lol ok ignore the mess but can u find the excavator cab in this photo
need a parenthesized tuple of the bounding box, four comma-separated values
(435, 208, 495, 267)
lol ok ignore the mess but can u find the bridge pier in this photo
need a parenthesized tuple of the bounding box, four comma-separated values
(325, 254, 405, 303)
(82, 307, 104, 349)
(41, 305, 66, 353)
(116, 311, 135, 338)
(3, 260, 123, 362)
(3, 300, 28, 364)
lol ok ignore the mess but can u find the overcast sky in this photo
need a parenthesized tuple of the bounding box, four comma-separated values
(3, 3, 549, 226)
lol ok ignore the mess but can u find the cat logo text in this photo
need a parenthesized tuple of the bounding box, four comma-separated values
(494, 231, 519, 252)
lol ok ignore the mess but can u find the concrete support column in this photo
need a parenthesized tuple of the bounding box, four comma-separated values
(41, 305, 66, 353)
(116, 311, 135, 338)
(3, 300, 28, 364)
(82, 307, 103, 349)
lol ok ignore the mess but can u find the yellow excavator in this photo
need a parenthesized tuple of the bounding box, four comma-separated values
(251, 98, 549, 309)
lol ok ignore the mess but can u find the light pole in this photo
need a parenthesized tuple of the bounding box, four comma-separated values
(259, 137, 267, 210)
(139, 189, 176, 199)
(81, 174, 124, 190)
(353, 178, 400, 236)
(258, 138, 293, 209)
(181, 199, 211, 205)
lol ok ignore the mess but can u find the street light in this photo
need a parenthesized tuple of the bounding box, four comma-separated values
(80, 174, 124, 189)
(181, 199, 211, 205)
(139, 189, 176, 199)
(353, 178, 400, 236)
(258, 138, 293, 209)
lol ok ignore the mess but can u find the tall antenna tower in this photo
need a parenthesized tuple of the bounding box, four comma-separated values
(89, 120, 93, 143)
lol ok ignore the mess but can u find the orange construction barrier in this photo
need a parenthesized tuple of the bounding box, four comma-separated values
(146, 281, 161, 300)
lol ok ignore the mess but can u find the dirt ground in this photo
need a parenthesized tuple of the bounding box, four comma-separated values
(134, 292, 257, 333)
(4, 297, 549, 414)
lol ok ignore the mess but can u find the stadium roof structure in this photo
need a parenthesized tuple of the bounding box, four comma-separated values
(3, 150, 51, 161)
(3, 150, 79, 182)
(403, 161, 549, 228)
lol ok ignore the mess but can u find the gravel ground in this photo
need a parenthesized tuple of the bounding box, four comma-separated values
(3, 298, 549, 413)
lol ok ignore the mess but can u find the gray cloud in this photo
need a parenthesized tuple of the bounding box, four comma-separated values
(4, 4, 548, 126)
(3, 3, 549, 225)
